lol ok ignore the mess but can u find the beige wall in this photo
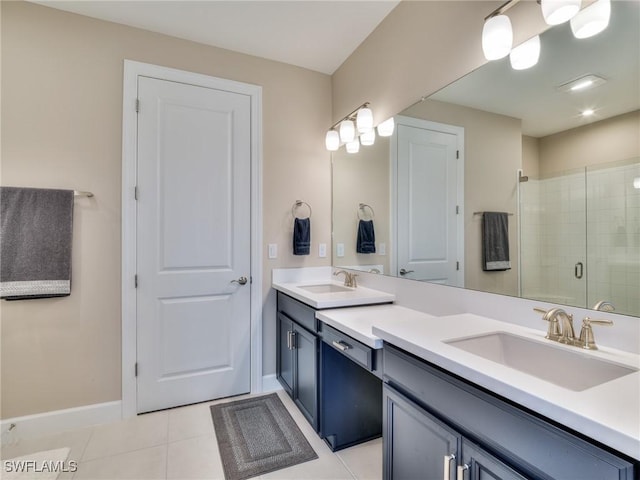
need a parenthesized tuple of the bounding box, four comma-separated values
(403, 99, 521, 296)
(332, 137, 391, 273)
(522, 136, 540, 179)
(539, 110, 640, 176)
(1, 1, 331, 419)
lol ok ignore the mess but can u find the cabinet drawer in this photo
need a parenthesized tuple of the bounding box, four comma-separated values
(277, 292, 318, 333)
(322, 323, 373, 370)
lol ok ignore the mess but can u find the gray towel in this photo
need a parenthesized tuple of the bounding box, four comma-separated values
(1, 187, 74, 299)
(293, 217, 310, 255)
(482, 212, 511, 271)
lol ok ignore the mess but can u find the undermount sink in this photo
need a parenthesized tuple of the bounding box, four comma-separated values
(445, 332, 638, 391)
(298, 284, 353, 294)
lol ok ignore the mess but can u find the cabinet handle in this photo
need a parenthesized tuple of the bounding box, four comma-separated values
(287, 331, 292, 350)
(456, 464, 469, 480)
(575, 262, 584, 279)
(290, 331, 296, 349)
(332, 340, 351, 351)
(443, 454, 455, 480)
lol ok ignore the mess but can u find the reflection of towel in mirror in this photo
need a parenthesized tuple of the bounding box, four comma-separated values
(293, 217, 310, 255)
(357, 219, 376, 254)
(0, 186, 74, 299)
(482, 212, 510, 271)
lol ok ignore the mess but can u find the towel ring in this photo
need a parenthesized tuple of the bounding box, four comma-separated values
(358, 203, 375, 220)
(292, 200, 312, 219)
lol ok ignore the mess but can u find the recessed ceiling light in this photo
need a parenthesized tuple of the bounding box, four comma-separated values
(557, 74, 607, 93)
(581, 109, 595, 116)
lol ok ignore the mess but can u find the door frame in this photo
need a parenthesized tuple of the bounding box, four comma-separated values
(390, 115, 465, 287)
(121, 60, 263, 418)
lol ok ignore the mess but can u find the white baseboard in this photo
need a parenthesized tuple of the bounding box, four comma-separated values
(1, 401, 122, 444)
(261, 374, 282, 393)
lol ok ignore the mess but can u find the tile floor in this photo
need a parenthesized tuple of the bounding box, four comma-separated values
(1, 390, 382, 480)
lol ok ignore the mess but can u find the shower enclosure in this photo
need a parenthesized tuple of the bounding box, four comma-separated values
(519, 158, 640, 317)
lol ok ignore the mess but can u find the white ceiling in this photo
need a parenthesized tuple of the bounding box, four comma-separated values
(30, 0, 400, 75)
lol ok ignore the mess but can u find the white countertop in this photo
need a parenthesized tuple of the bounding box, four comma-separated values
(316, 305, 435, 349)
(372, 313, 640, 460)
(272, 280, 395, 309)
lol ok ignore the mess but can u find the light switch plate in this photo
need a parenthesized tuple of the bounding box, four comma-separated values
(319, 243, 327, 258)
(268, 243, 277, 259)
(336, 243, 345, 257)
(379, 243, 386, 255)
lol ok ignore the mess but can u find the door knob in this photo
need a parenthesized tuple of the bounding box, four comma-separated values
(231, 276, 248, 285)
(399, 268, 414, 275)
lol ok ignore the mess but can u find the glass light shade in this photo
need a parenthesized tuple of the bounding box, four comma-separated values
(482, 15, 513, 61)
(541, 0, 581, 25)
(360, 129, 376, 146)
(339, 119, 356, 143)
(509, 35, 541, 70)
(346, 138, 360, 154)
(377, 117, 395, 137)
(633, 177, 640, 189)
(356, 107, 374, 133)
(325, 130, 340, 151)
(570, 0, 610, 39)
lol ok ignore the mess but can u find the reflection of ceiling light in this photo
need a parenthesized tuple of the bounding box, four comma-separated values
(509, 35, 540, 70)
(634, 177, 640, 189)
(541, 0, 581, 25)
(581, 109, 595, 116)
(377, 117, 395, 137)
(557, 74, 606, 93)
(571, 0, 611, 39)
(482, 14, 513, 60)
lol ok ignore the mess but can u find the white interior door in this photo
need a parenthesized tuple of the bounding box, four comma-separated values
(396, 122, 462, 286)
(136, 76, 251, 413)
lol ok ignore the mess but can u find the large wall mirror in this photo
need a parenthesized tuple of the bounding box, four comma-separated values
(332, 1, 639, 317)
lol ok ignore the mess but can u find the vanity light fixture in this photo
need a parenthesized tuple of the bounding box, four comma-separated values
(509, 35, 540, 70)
(541, 0, 581, 25)
(356, 107, 374, 133)
(377, 117, 395, 137)
(325, 102, 374, 152)
(346, 138, 360, 154)
(482, 14, 514, 60)
(360, 128, 376, 146)
(633, 177, 640, 189)
(570, 0, 610, 39)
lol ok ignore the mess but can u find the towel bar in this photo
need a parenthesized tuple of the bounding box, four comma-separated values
(473, 211, 513, 216)
(74, 190, 94, 198)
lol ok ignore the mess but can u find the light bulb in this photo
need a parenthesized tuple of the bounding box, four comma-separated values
(377, 117, 395, 137)
(339, 119, 355, 143)
(360, 129, 376, 146)
(581, 109, 594, 116)
(346, 138, 360, 154)
(570, 0, 610, 39)
(482, 14, 513, 60)
(541, 0, 581, 25)
(325, 130, 340, 151)
(509, 35, 540, 70)
(356, 107, 373, 133)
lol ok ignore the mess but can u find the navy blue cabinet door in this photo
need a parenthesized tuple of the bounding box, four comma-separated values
(276, 312, 294, 395)
(293, 323, 318, 431)
(460, 439, 527, 480)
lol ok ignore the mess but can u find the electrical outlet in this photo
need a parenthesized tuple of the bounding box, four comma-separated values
(268, 244, 277, 259)
(379, 243, 386, 255)
(337, 243, 345, 257)
(319, 243, 327, 258)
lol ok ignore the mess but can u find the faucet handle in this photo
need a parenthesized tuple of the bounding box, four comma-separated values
(533, 307, 548, 315)
(578, 317, 613, 350)
(350, 273, 358, 288)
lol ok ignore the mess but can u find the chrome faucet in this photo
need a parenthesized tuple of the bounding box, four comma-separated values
(534, 307, 577, 345)
(591, 300, 615, 312)
(534, 307, 614, 349)
(333, 270, 358, 288)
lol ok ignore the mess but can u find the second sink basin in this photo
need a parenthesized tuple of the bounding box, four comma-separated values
(298, 284, 353, 294)
(445, 332, 638, 391)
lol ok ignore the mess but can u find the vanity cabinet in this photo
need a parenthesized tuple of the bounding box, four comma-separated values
(276, 292, 319, 431)
(383, 344, 636, 480)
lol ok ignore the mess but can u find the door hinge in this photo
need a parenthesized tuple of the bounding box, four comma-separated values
(134, 186, 138, 200)
(250, 276, 253, 284)
(456, 205, 459, 215)
(134, 362, 138, 377)
(134, 274, 138, 288)
(456, 150, 459, 159)
(135, 99, 140, 113)
(456, 261, 460, 271)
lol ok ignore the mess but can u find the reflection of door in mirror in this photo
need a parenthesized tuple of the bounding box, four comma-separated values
(393, 117, 463, 286)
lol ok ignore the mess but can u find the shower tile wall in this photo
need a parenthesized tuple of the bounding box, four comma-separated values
(521, 161, 640, 317)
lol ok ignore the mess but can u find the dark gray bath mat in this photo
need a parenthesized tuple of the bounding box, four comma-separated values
(210, 393, 318, 480)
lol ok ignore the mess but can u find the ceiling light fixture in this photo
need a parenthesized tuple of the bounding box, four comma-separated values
(541, 0, 581, 25)
(570, 0, 610, 39)
(557, 74, 607, 93)
(581, 108, 595, 116)
(509, 35, 541, 70)
(633, 177, 640, 189)
(339, 119, 356, 144)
